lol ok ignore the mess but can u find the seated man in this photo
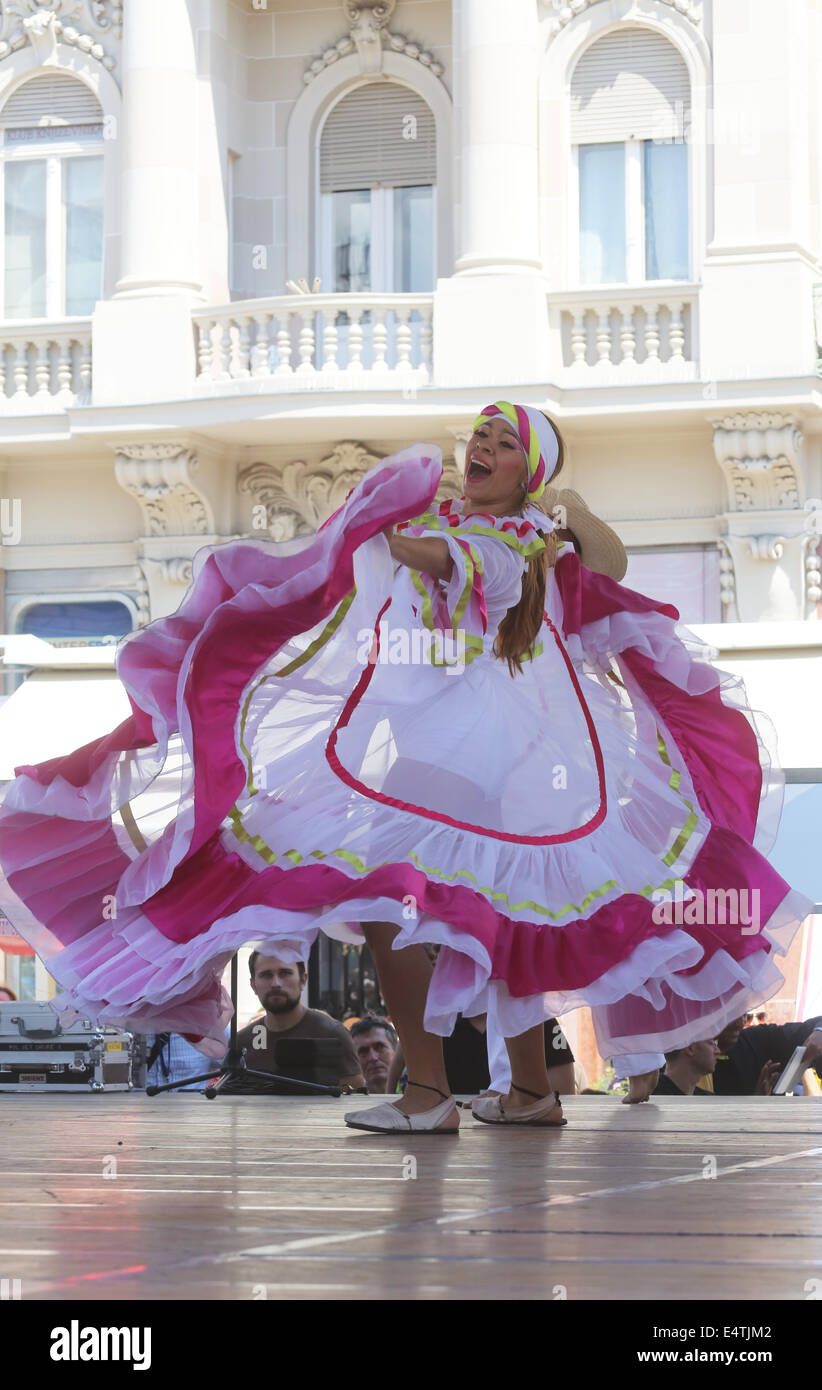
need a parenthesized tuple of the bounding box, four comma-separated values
(349, 1015, 398, 1093)
(225, 952, 365, 1094)
(654, 1039, 718, 1096)
(711, 1014, 822, 1095)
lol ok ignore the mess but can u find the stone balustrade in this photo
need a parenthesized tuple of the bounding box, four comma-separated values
(0, 321, 93, 411)
(550, 285, 700, 382)
(193, 292, 434, 392)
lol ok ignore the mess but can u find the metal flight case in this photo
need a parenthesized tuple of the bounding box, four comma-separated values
(0, 1002, 133, 1092)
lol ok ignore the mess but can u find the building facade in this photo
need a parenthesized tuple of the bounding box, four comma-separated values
(0, 0, 820, 1065)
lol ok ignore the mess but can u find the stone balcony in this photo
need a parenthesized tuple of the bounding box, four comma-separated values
(193, 291, 434, 395)
(0, 280, 758, 416)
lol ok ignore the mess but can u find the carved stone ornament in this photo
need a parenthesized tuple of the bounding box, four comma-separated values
(238, 442, 381, 540)
(804, 534, 822, 608)
(717, 538, 738, 619)
(443, 428, 472, 498)
(114, 444, 214, 538)
(711, 413, 803, 512)
(303, 0, 443, 83)
(542, 0, 702, 40)
(134, 563, 150, 627)
(159, 558, 194, 586)
(344, 0, 394, 72)
(0, 1, 120, 68)
(746, 535, 786, 562)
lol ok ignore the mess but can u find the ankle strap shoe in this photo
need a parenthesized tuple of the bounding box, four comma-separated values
(345, 1082, 458, 1133)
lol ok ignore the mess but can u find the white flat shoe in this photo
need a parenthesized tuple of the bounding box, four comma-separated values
(472, 1085, 567, 1127)
(344, 1081, 459, 1134)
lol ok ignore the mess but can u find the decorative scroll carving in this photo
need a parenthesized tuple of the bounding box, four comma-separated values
(134, 563, 150, 627)
(711, 412, 803, 512)
(303, 0, 443, 82)
(345, 0, 394, 72)
(238, 442, 381, 540)
(804, 534, 822, 608)
(0, 1, 120, 68)
(746, 535, 786, 562)
(114, 444, 213, 537)
(443, 427, 471, 499)
(717, 539, 738, 619)
(159, 558, 194, 586)
(542, 0, 702, 40)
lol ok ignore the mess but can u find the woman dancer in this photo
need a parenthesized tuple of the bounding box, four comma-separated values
(0, 403, 811, 1132)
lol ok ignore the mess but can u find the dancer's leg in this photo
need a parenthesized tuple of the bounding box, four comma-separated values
(503, 1024, 565, 1118)
(361, 922, 458, 1127)
(548, 1061, 576, 1096)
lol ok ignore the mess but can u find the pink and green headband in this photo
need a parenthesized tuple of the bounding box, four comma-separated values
(472, 401, 560, 501)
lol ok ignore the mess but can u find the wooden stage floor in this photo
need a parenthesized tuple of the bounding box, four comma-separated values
(1, 1092, 820, 1301)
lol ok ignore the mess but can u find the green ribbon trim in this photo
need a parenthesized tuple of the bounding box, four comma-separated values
(406, 510, 547, 560)
(227, 791, 699, 921)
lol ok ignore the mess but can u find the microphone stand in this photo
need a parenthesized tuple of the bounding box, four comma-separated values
(146, 953, 342, 1099)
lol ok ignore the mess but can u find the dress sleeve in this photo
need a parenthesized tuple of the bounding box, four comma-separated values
(414, 528, 528, 652)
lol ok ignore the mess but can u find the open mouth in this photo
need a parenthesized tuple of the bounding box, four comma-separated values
(466, 456, 493, 482)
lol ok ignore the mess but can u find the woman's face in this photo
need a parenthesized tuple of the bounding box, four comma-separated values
(463, 416, 529, 515)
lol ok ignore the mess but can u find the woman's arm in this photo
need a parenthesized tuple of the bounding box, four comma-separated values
(385, 530, 454, 582)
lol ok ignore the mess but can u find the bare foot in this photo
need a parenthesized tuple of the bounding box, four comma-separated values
(622, 1069, 659, 1104)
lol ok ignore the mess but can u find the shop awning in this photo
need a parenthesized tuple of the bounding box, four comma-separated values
(0, 917, 34, 957)
(0, 671, 131, 780)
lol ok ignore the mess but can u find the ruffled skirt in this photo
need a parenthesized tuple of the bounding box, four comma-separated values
(0, 448, 812, 1068)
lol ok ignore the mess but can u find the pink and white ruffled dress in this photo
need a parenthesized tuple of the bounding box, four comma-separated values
(0, 446, 811, 1071)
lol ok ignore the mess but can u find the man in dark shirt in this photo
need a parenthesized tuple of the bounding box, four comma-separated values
(654, 1038, 718, 1096)
(712, 1014, 822, 1095)
(223, 952, 364, 1094)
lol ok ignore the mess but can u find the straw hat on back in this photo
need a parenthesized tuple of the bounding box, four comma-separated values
(537, 486, 628, 583)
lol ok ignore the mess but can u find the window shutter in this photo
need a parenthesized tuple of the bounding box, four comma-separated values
(0, 72, 103, 127)
(320, 83, 436, 192)
(571, 29, 690, 143)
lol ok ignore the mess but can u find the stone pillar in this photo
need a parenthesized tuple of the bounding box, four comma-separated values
(700, 0, 818, 380)
(115, 0, 202, 298)
(434, 0, 549, 388)
(453, 0, 541, 276)
(92, 0, 204, 404)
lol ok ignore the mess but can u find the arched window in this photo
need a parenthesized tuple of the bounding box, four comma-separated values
(571, 29, 690, 285)
(318, 82, 436, 296)
(1, 71, 105, 319)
